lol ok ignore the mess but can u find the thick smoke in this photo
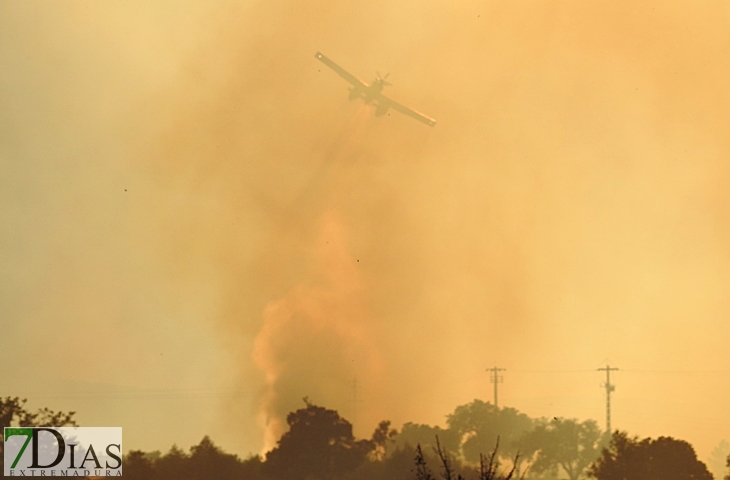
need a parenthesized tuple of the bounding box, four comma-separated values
(252, 209, 382, 451)
(3, 0, 730, 459)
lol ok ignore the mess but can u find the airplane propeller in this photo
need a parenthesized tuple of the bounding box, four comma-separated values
(376, 71, 392, 86)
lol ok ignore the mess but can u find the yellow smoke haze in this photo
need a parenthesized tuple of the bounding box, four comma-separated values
(2, 0, 730, 462)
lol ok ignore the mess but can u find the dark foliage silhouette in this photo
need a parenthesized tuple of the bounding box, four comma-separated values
(433, 436, 465, 480)
(519, 417, 605, 480)
(394, 422, 461, 456)
(124, 438, 260, 480)
(114, 400, 714, 480)
(124, 450, 155, 480)
(262, 398, 389, 480)
(370, 419, 398, 460)
(412, 436, 521, 480)
(0, 396, 77, 471)
(447, 400, 534, 463)
(588, 431, 712, 480)
(154, 444, 191, 479)
(478, 438, 519, 480)
(414, 444, 436, 480)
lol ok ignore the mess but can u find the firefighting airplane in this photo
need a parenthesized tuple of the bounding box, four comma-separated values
(315, 52, 436, 127)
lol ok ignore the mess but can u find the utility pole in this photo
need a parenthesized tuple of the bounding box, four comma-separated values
(352, 376, 359, 424)
(597, 365, 618, 435)
(488, 366, 505, 408)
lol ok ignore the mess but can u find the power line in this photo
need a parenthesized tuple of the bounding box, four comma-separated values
(505, 369, 730, 375)
(508, 369, 595, 373)
(9, 387, 246, 400)
(620, 369, 730, 375)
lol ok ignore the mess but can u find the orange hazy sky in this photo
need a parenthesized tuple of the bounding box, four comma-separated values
(2, 0, 730, 471)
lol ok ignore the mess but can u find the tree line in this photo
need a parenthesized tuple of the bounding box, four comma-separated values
(1, 396, 725, 480)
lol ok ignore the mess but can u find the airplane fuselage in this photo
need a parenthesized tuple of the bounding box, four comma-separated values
(350, 79, 387, 104)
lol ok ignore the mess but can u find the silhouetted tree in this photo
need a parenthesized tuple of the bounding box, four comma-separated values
(123, 438, 257, 480)
(588, 431, 712, 480)
(0, 397, 77, 471)
(240, 454, 264, 480)
(394, 422, 461, 456)
(124, 450, 155, 480)
(434, 436, 466, 480)
(726, 453, 730, 480)
(345, 443, 425, 480)
(0, 396, 77, 430)
(155, 444, 192, 480)
(370, 420, 398, 460)
(410, 436, 520, 480)
(414, 444, 436, 480)
(519, 417, 604, 480)
(188, 436, 251, 480)
(478, 438, 520, 480)
(447, 400, 534, 463)
(262, 398, 379, 480)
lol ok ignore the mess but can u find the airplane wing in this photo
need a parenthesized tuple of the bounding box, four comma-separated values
(315, 52, 368, 88)
(378, 93, 436, 127)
